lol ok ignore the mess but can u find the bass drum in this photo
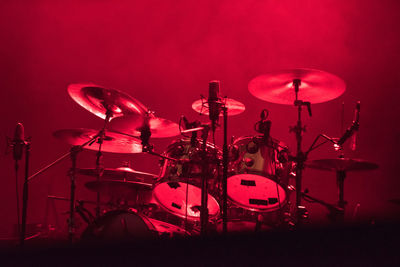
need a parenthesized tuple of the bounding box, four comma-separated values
(153, 139, 221, 222)
(228, 135, 291, 212)
(81, 210, 189, 242)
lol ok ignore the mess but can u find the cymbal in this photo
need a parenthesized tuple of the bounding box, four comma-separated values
(68, 84, 148, 120)
(248, 68, 346, 104)
(77, 166, 158, 180)
(53, 128, 142, 153)
(85, 180, 152, 200)
(109, 114, 180, 138)
(306, 158, 379, 172)
(192, 98, 245, 116)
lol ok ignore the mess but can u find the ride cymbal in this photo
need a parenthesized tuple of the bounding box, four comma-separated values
(248, 68, 346, 104)
(68, 83, 148, 120)
(53, 128, 143, 153)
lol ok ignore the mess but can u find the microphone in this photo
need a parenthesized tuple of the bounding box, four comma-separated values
(255, 109, 271, 143)
(181, 115, 191, 130)
(337, 101, 360, 147)
(208, 80, 221, 131)
(13, 123, 25, 161)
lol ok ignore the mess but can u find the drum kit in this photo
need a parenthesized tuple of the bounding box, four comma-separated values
(19, 68, 379, 243)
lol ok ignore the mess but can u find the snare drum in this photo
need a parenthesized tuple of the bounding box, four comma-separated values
(152, 139, 221, 221)
(228, 135, 291, 212)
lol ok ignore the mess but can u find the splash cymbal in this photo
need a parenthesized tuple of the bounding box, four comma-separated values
(306, 158, 379, 172)
(248, 68, 346, 104)
(191, 98, 245, 116)
(77, 166, 158, 180)
(68, 83, 148, 120)
(109, 114, 180, 138)
(53, 128, 143, 153)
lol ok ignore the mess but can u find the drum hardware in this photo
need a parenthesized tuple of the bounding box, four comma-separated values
(35, 83, 151, 242)
(23, 133, 102, 244)
(303, 101, 378, 221)
(248, 68, 347, 226)
(306, 157, 378, 221)
(301, 189, 343, 222)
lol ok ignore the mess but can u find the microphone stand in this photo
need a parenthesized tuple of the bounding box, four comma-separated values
(221, 105, 228, 235)
(200, 124, 210, 236)
(20, 141, 30, 247)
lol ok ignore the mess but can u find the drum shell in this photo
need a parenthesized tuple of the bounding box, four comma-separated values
(226, 135, 292, 212)
(153, 139, 222, 221)
(158, 138, 222, 189)
(229, 135, 291, 183)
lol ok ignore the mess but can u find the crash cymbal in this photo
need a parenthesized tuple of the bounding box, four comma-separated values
(77, 166, 158, 180)
(306, 158, 379, 172)
(248, 68, 346, 104)
(109, 113, 180, 138)
(85, 180, 152, 200)
(53, 128, 142, 153)
(68, 83, 148, 120)
(191, 98, 245, 116)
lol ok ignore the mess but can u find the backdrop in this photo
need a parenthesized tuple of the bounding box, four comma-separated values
(1, 0, 399, 237)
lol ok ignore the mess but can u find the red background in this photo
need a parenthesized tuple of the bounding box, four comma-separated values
(0, 0, 399, 237)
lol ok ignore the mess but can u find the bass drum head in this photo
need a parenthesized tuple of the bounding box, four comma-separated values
(152, 182, 220, 221)
(81, 210, 157, 242)
(227, 174, 286, 212)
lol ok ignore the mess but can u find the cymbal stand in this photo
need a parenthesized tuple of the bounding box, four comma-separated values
(289, 79, 312, 226)
(26, 130, 105, 243)
(94, 109, 113, 218)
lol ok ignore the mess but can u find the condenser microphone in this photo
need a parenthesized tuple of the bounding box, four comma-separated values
(337, 101, 360, 147)
(13, 122, 25, 161)
(208, 80, 221, 131)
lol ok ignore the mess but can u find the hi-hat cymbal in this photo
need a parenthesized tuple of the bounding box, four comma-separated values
(53, 128, 142, 153)
(191, 98, 245, 116)
(85, 180, 153, 200)
(109, 114, 180, 138)
(306, 158, 379, 172)
(248, 68, 346, 104)
(77, 166, 158, 180)
(68, 84, 148, 120)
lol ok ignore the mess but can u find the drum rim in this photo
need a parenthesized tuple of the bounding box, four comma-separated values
(165, 138, 222, 153)
(232, 135, 289, 151)
(81, 209, 157, 239)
